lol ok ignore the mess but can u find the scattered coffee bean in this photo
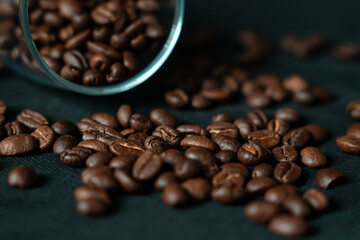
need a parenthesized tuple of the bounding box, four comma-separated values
(269, 214, 308, 238)
(117, 104, 133, 129)
(78, 139, 109, 152)
(244, 200, 279, 224)
(212, 113, 234, 123)
(7, 166, 38, 189)
(154, 171, 178, 192)
(16, 109, 50, 131)
(109, 154, 137, 171)
(180, 135, 218, 152)
(60, 146, 92, 167)
(264, 184, 298, 205)
(346, 100, 360, 121)
(132, 150, 163, 181)
(4, 121, 27, 136)
(81, 165, 118, 194)
(283, 196, 312, 218)
(215, 150, 236, 163)
(237, 142, 269, 166)
(211, 182, 247, 205)
(266, 119, 290, 136)
(300, 147, 327, 168)
(176, 124, 207, 136)
(86, 151, 113, 168)
(273, 162, 301, 184)
(220, 163, 251, 179)
(181, 178, 211, 202)
(247, 109, 268, 129)
(333, 42, 360, 61)
(336, 135, 360, 155)
(53, 135, 79, 156)
(165, 89, 189, 109)
(248, 130, 280, 149)
(51, 120, 78, 136)
(346, 123, 360, 139)
(91, 112, 119, 130)
(283, 128, 311, 149)
(162, 183, 188, 208)
(274, 108, 300, 124)
(303, 188, 329, 212)
(113, 169, 143, 194)
(316, 168, 343, 189)
(31, 125, 56, 151)
(150, 108, 177, 127)
(234, 118, 254, 140)
(246, 177, 277, 194)
(252, 163, 273, 178)
(303, 124, 328, 145)
(272, 146, 298, 163)
(0, 134, 38, 156)
(174, 159, 202, 180)
(74, 186, 111, 216)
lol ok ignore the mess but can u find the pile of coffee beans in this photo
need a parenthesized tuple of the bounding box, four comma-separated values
(0, 99, 346, 237)
(26, 0, 165, 86)
(336, 100, 360, 155)
(164, 64, 332, 109)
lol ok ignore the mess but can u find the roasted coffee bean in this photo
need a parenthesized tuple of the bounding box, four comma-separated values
(274, 108, 300, 124)
(122, 51, 139, 74)
(149, 108, 177, 127)
(0, 114, 4, 126)
(212, 135, 241, 152)
(153, 125, 181, 146)
(176, 124, 207, 137)
(244, 201, 279, 224)
(76, 199, 110, 217)
(78, 139, 109, 152)
(310, 86, 332, 103)
(165, 89, 189, 109)
(4, 121, 27, 136)
(7, 166, 38, 189)
(252, 163, 273, 178)
(273, 162, 301, 184)
(272, 146, 298, 163)
(283, 75, 309, 93)
(113, 169, 143, 194)
(160, 149, 185, 167)
(128, 131, 148, 145)
(53, 135, 78, 156)
(191, 94, 213, 109)
(246, 109, 268, 129)
(283, 196, 312, 218)
(300, 147, 327, 168)
(265, 84, 289, 102)
(246, 177, 277, 194)
(87, 41, 122, 60)
(212, 113, 233, 123)
(234, 119, 255, 140)
(110, 139, 145, 157)
(220, 163, 251, 179)
(211, 182, 247, 205)
(0, 99, 6, 115)
(116, 104, 133, 128)
(60, 146, 92, 167)
(212, 170, 245, 187)
(51, 120, 78, 136)
(336, 135, 360, 155)
(215, 150, 237, 163)
(154, 171, 178, 191)
(17, 109, 50, 131)
(347, 100, 360, 121)
(283, 128, 311, 149)
(106, 62, 126, 84)
(110, 33, 129, 50)
(303, 188, 329, 212)
(293, 90, 315, 106)
(43, 56, 61, 73)
(207, 122, 239, 139)
(248, 130, 280, 149)
(59, 65, 82, 83)
(174, 159, 202, 180)
(109, 154, 137, 171)
(65, 29, 91, 50)
(181, 178, 211, 202)
(269, 214, 308, 238)
(145, 23, 164, 39)
(86, 151, 113, 168)
(129, 113, 152, 133)
(0, 134, 38, 156)
(31, 125, 56, 151)
(316, 168, 343, 189)
(132, 150, 163, 181)
(144, 136, 169, 152)
(246, 91, 272, 108)
(89, 53, 110, 72)
(184, 147, 217, 164)
(82, 69, 105, 86)
(241, 81, 262, 97)
(180, 135, 218, 152)
(162, 183, 188, 208)
(200, 88, 231, 102)
(333, 42, 360, 60)
(63, 50, 88, 69)
(264, 184, 298, 205)
(91, 112, 119, 130)
(303, 124, 328, 145)
(74, 187, 112, 206)
(346, 123, 360, 139)
(237, 142, 269, 166)
(266, 119, 290, 136)
(81, 165, 118, 194)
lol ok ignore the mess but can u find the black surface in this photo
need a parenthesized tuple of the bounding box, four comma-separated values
(1, 1, 360, 239)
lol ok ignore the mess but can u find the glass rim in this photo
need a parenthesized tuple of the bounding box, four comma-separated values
(20, 0, 185, 96)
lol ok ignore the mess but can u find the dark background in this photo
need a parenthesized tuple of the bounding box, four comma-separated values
(1, 1, 360, 239)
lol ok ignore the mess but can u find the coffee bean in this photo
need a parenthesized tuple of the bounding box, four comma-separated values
(237, 142, 269, 166)
(31, 125, 56, 151)
(207, 122, 238, 139)
(81, 165, 118, 194)
(234, 118, 255, 140)
(63, 50, 88, 69)
(86, 41, 122, 60)
(17, 109, 50, 131)
(165, 89, 189, 109)
(300, 147, 327, 168)
(181, 178, 211, 202)
(160, 149, 185, 167)
(74, 186, 112, 206)
(116, 104, 133, 128)
(248, 130, 280, 149)
(269, 214, 308, 238)
(246, 109, 268, 129)
(346, 123, 360, 139)
(220, 163, 251, 179)
(212, 170, 245, 187)
(78, 118, 122, 144)
(153, 125, 181, 146)
(113, 169, 143, 194)
(174, 159, 202, 180)
(82, 69, 105, 86)
(336, 135, 360, 155)
(144, 136, 169, 152)
(109, 154, 137, 171)
(129, 113, 152, 133)
(244, 201, 279, 224)
(211, 182, 246, 205)
(180, 135, 218, 152)
(0, 134, 38, 156)
(53, 135, 78, 156)
(200, 88, 231, 102)
(212, 113, 234, 123)
(283, 128, 311, 149)
(246, 177, 277, 194)
(316, 168, 343, 189)
(149, 108, 177, 127)
(215, 150, 236, 163)
(91, 112, 118, 130)
(162, 183, 188, 208)
(7, 166, 38, 189)
(110, 139, 145, 157)
(303, 188, 329, 212)
(283, 75, 309, 93)
(191, 94, 213, 109)
(132, 150, 163, 181)
(333, 42, 360, 60)
(266, 119, 290, 136)
(246, 91, 272, 108)
(86, 151, 113, 168)
(184, 147, 217, 163)
(264, 184, 298, 205)
(43, 56, 61, 73)
(176, 124, 207, 137)
(0, 99, 6, 115)
(76, 199, 110, 217)
(212, 135, 241, 152)
(347, 100, 360, 121)
(51, 120, 78, 136)
(59, 65, 82, 83)
(110, 33, 129, 50)
(274, 108, 300, 124)
(303, 124, 328, 145)
(154, 171, 177, 191)
(310, 86, 332, 103)
(65, 29, 91, 50)
(106, 62, 126, 84)
(283, 196, 312, 218)
(4, 121, 28, 136)
(60, 146, 92, 167)
(273, 162, 301, 184)
(78, 139, 109, 152)
(252, 163, 273, 178)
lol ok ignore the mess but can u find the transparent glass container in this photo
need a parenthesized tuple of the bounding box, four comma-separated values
(0, 0, 185, 95)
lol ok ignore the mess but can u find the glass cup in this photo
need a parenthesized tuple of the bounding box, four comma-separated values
(0, 0, 185, 95)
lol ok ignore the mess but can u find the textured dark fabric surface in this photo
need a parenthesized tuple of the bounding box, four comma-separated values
(1, 1, 360, 240)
